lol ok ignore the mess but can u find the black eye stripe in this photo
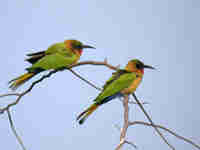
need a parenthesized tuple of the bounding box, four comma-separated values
(136, 63, 143, 69)
(77, 45, 81, 49)
(74, 44, 82, 49)
(136, 64, 141, 69)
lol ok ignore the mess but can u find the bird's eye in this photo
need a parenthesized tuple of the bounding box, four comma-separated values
(136, 64, 141, 69)
(76, 45, 82, 49)
(75, 44, 82, 49)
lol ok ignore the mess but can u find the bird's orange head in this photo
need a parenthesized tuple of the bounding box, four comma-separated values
(125, 59, 155, 75)
(64, 39, 95, 56)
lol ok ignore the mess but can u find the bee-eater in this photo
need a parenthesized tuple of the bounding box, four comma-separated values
(9, 39, 95, 90)
(77, 59, 154, 124)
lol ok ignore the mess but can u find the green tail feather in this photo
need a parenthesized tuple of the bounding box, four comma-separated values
(77, 103, 99, 125)
(9, 73, 34, 90)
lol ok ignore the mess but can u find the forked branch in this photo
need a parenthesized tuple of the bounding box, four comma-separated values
(0, 59, 199, 150)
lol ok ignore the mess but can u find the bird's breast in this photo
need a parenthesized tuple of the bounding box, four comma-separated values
(74, 50, 82, 58)
(121, 76, 143, 95)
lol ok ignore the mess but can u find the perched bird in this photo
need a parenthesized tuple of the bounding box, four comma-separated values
(77, 59, 154, 124)
(9, 39, 95, 90)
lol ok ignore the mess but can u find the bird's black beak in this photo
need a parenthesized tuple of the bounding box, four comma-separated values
(82, 45, 96, 49)
(143, 65, 155, 70)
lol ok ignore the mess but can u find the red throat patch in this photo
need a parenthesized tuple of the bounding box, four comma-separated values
(141, 69, 144, 74)
(79, 49, 83, 55)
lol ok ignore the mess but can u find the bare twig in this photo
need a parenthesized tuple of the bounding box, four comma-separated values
(0, 59, 199, 150)
(119, 98, 149, 105)
(129, 121, 200, 150)
(128, 101, 149, 105)
(114, 124, 137, 149)
(116, 139, 125, 150)
(68, 60, 118, 70)
(132, 93, 175, 150)
(116, 95, 137, 150)
(0, 93, 20, 98)
(7, 109, 26, 150)
(0, 69, 59, 113)
(124, 140, 137, 149)
(0, 60, 118, 150)
(120, 95, 129, 141)
(69, 69, 102, 91)
(0, 60, 117, 113)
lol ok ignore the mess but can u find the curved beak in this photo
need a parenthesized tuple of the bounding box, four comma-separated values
(143, 65, 155, 70)
(82, 45, 96, 49)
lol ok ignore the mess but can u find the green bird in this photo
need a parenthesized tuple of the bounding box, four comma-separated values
(77, 59, 154, 124)
(9, 39, 95, 90)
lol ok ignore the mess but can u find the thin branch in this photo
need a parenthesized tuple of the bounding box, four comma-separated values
(68, 60, 118, 70)
(114, 124, 137, 149)
(0, 69, 59, 113)
(0, 60, 118, 150)
(120, 95, 129, 141)
(0, 60, 117, 113)
(69, 69, 102, 91)
(124, 140, 137, 149)
(116, 139, 125, 150)
(7, 109, 26, 150)
(119, 98, 149, 105)
(71, 65, 140, 149)
(69, 69, 200, 150)
(116, 95, 133, 150)
(132, 93, 175, 150)
(0, 93, 20, 98)
(129, 121, 200, 150)
(0, 59, 199, 150)
(128, 101, 149, 105)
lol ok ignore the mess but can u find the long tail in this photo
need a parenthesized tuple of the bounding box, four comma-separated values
(9, 72, 35, 90)
(77, 103, 99, 125)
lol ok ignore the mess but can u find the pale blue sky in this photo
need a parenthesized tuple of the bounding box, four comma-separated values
(0, 0, 200, 150)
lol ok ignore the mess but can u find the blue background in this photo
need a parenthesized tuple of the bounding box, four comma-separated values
(0, 0, 200, 149)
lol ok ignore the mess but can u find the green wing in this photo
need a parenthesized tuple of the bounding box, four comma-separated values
(46, 42, 66, 54)
(103, 70, 128, 89)
(26, 42, 72, 65)
(26, 42, 78, 72)
(46, 42, 74, 56)
(27, 53, 77, 72)
(94, 70, 136, 103)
